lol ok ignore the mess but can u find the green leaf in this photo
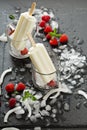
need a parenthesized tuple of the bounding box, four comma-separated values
(50, 32, 62, 38)
(49, 28, 62, 38)
(22, 91, 37, 101)
(9, 15, 15, 20)
(53, 28, 57, 33)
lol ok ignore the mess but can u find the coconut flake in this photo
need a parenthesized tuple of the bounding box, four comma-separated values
(0, 68, 12, 85)
(14, 107, 25, 115)
(4, 106, 22, 123)
(1, 127, 20, 130)
(78, 90, 87, 99)
(50, 82, 72, 99)
(23, 99, 32, 117)
(0, 33, 7, 42)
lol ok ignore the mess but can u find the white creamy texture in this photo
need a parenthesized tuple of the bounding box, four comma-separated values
(29, 43, 56, 84)
(12, 12, 36, 50)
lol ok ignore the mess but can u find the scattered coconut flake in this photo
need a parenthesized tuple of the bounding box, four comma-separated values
(43, 88, 59, 101)
(0, 33, 7, 42)
(40, 99, 46, 107)
(23, 99, 32, 117)
(1, 127, 20, 130)
(0, 68, 12, 85)
(14, 107, 25, 115)
(4, 106, 22, 123)
(78, 90, 87, 99)
(50, 82, 72, 99)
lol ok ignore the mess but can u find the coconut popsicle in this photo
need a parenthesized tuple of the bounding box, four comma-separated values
(28, 33, 56, 85)
(12, 2, 36, 51)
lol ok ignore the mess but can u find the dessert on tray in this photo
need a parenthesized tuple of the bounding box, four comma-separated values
(0, 2, 87, 128)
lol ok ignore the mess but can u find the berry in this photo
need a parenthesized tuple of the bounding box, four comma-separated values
(44, 25, 52, 33)
(16, 82, 26, 92)
(59, 34, 68, 44)
(39, 20, 46, 28)
(49, 38, 58, 46)
(42, 15, 50, 22)
(5, 83, 14, 93)
(9, 98, 16, 108)
(20, 48, 28, 55)
(46, 33, 52, 40)
(8, 29, 15, 35)
(47, 80, 57, 87)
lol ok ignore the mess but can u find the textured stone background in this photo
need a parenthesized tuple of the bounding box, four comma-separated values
(0, 0, 87, 130)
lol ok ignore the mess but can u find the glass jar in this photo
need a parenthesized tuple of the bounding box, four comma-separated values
(6, 21, 31, 59)
(32, 65, 59, 91)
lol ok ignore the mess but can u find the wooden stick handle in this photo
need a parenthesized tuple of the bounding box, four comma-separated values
(29, 2, 36, 16)
(27, 33, 36, 47)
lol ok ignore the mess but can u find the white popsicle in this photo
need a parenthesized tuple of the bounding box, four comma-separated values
(12, 2, 36, 50)
(28, 33, 56, 84)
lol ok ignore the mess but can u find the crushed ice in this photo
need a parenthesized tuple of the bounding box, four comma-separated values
(53, 45, 87, 90)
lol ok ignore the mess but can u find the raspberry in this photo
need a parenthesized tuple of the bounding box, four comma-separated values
(16, 82, 26, 92)
(5, 83, 14, 93)
(39, 20, 46, 28)
(46, 33, 52, 40)
(44, 25, 52, 33)
(49, 38, 58, 46)
(20, 48, 28, 55)
(47, 80, 57, 87)
(9, 98, 16, 108)
(42, 15, 50, 22)
(59, 34, 68, 44)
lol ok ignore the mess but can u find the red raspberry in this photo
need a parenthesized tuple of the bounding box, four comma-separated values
(59, 34, 68, 44)
(44, 25, 52, 33)
(8, 29, 15, 35)
(47, 80, 57, 87)
(46, 33, 52, 40)
(39, 20, 46, 28)
(20, 48, 28, 55)
(42, 15, 50, 22)
(16, 82, 26, 92)
(9, 98, 16, 108)
(49, 38, 58, 46)
(5, 83, 14, 93)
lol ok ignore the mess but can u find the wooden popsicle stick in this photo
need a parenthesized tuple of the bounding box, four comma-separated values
(29, 2, 36, 16)
(27, 33, 36, 47)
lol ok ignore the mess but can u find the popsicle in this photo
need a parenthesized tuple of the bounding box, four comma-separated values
(27, 33, 56, 84)
(12, 2, 36, 50)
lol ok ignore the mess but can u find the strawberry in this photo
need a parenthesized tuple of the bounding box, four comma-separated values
(44, 25, 52, 33)
(47, 80, 57, 87)
(20, 48, 28, 55)
(39, 20, 46, 28)
(42, 15, 50, 22)
(46, 33, 52, 40)
(5, 83, 14, 93)
(49, 38, 58, 46)
(9, 98, 16, 108)
(59, 34, 68, 44)
(16, 82, 26, 92)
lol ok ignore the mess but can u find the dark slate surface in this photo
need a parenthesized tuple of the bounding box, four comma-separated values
(0, 0, 87, 130)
